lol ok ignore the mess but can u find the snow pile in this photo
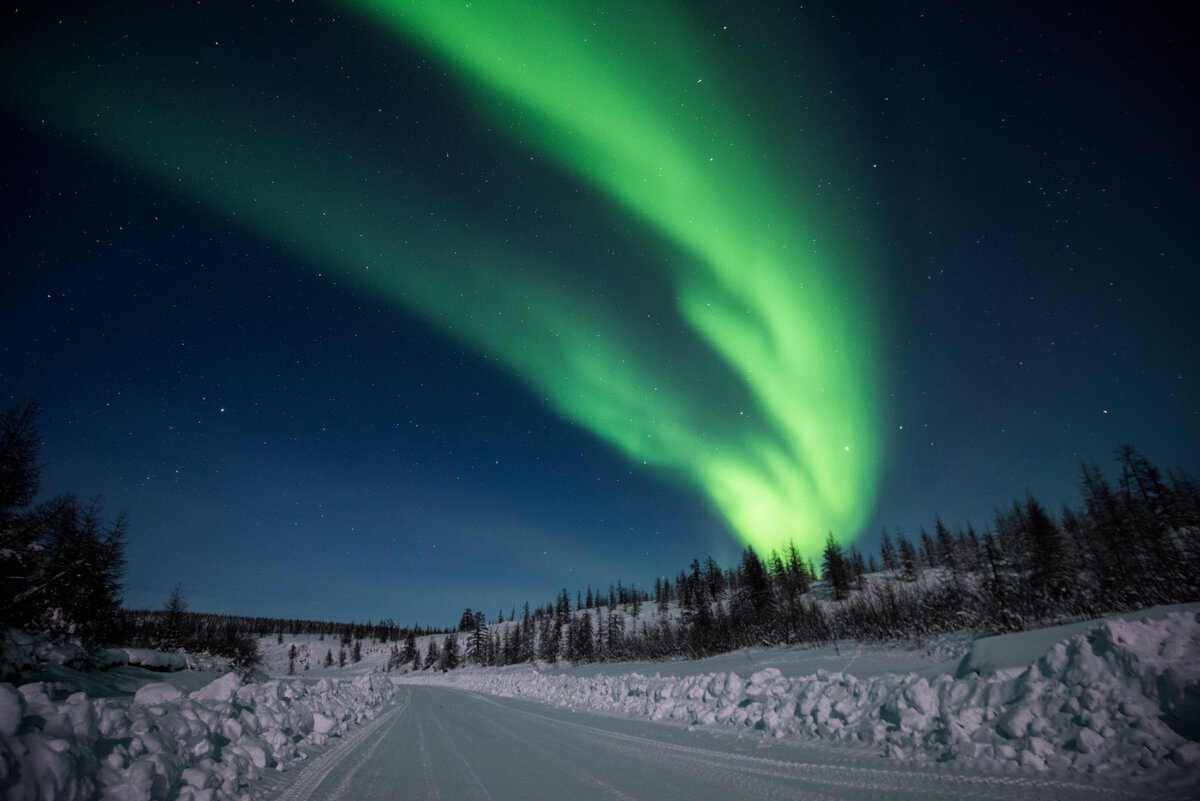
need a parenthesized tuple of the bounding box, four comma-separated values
(406, 611, 1200, 782)
(2, 628, 199, 680)
(0, 672, 398, 801)
(118, 648, 190, 672)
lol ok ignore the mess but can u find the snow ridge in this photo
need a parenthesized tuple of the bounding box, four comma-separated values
(0, 672, 398, 801)
(404, 611, 1200, 785)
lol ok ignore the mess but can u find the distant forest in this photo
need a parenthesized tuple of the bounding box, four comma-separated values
(4, 399, 1199, 676)
(388, 443, 1200, 671)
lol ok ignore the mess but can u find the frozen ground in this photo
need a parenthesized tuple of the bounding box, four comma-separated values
(2, 605, 1198, 800)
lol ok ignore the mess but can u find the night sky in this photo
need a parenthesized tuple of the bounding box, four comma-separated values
(3, 2, 1195, 626)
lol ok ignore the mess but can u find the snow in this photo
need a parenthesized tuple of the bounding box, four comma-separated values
(131, 681, 184, 705)
(955, 602, 1200, 678)
(1, 670, 399, 801)
(401, 608, 1200, 788)
(2, 633, 193, 681)
(3, 606, 1199, 799)
(191, 671, 241, 704)
(120, 648, 189, 672)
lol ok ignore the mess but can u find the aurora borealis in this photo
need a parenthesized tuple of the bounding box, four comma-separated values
(3, 2, 1196, 623)
(3, 1, 879, 557)
(341, 1, 882, 556)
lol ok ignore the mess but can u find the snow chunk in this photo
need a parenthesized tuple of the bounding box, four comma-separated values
(749, 667, 782, 686)
(190, 671, 241, 703)
(1074, 726, 1104, 754)
(0, 682, 25, 737)
(133, 682, 185, 706)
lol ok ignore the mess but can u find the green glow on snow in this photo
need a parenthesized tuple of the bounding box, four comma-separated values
(3, 1, 881, 558)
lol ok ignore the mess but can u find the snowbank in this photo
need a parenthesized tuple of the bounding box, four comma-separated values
(955, 602, 1200, 679)
(2, 628, 195, 679)
(405, 611, 1200, 784)
(119, 648, 190, 672)
(0, 672, 398, 801)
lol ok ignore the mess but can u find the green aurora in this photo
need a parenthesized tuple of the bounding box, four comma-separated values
(4, 2, 881, 558)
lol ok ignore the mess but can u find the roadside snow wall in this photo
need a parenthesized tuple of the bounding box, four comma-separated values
(0, 672, 397, 801)
(406, 611, 1200, 783)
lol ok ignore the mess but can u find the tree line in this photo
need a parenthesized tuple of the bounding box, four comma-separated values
(120, 586, 455, 675)
(4, 398, 1198, 674)
(417, 444, 1200, 670)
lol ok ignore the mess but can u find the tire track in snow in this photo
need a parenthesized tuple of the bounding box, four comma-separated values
(459, 690, 1175, 801)
(274, 687, 411, 801)
(415, 718, 440, 801)
(425, 707, 494, 800)
(409, 684, 637, 801)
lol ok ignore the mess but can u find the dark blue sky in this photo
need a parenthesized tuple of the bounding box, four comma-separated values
(3, 2, 1195, 626)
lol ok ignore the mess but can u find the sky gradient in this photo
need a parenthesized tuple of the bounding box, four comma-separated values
(2, 1, 1195, 626)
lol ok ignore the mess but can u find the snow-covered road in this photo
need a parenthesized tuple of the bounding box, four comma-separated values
(272, 686, 1166, 801)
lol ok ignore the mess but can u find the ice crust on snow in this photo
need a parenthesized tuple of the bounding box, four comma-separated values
(0, 671, 398, 801)
(406, 611, 1200, 783)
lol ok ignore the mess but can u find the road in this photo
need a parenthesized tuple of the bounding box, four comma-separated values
(271, 685, 1173, 801)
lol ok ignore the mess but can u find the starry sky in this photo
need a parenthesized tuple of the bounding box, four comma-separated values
(2, 2, 1195, 627)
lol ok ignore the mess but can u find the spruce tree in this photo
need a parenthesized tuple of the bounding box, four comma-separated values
(784, 540, 810, 595)
(934, 519, 957, 571)
(519, 604, 535, 663)
(879, 528, 898, 572)
(401, 629, 418, 664)
(736, 546, 773, 626)
(919, 528, 938, 568)
(897, 535, 921, 582)
(537, 615, 558, 662)
(467, 617, 489, 665)
(705, 555, 727, 599)
(1025, 494, 1072, 609)
(423, 639, 440, 670)
(1080, 459, 1133, 596)
(848, 546, 868, 590)
(440, 634, 460, 670)
(822, 533, 852, 601)
(162, 584, 188, 650)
